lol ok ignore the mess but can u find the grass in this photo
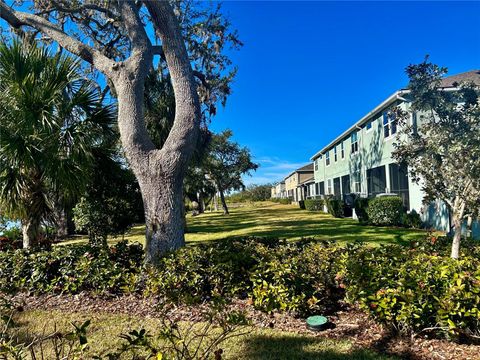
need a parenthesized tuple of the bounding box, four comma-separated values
(14, 309, 398, 360)
(65, 201, 430, 247)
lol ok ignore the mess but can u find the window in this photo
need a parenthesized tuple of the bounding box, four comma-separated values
(333, 178, 341, 199)
(319, 181, 325, 195)
(327, 179, 332, 194)
(314, 159, 318, 171)
(383, 111, 397, 138)
(353, 171, 361, 193)
(334, 147, 337, 162)
(389, 163, 410, 209)
(351, 131, 359, 154)
(366, 121, 372, 131)
(325, 151, 330, 166)
(341, 175, 350, 195)
(341, 142, 345, 159)
(366, 165, 386, 197)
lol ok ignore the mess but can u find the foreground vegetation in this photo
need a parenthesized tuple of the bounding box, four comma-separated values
(2, 234, 479, 340)
(7, 309, 394, 360)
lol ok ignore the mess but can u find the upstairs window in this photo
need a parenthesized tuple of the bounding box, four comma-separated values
(326, 151, 330, 166)
(334, 147, 337, 162)
(314, 159, 318, 171)
(341, 141, 345, 159)
(383, 111, 397, 138)
(351, 131, 359, 154)
(366, 121, 372, 131)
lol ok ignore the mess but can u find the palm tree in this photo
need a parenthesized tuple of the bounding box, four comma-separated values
(0, 39, 115, 248)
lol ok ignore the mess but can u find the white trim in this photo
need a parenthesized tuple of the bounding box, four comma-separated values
(310, 90, 408, 160)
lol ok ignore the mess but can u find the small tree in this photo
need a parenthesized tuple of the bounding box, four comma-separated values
(392, 59, 480, 258)
(205, 130, 258, 215)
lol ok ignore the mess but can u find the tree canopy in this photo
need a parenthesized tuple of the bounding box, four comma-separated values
(392, 58, 480, 258)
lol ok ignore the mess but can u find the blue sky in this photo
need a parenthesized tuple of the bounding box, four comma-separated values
(209, 1, 480, 185)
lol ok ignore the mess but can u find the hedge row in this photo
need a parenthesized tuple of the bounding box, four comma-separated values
(0, 237, 478, 338)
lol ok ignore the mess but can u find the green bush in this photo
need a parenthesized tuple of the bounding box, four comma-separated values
(366, 196, 404, 226)
(325, 197, 344, 218)
(304, 199, 324, 211)
(354, 197, 369, 224)
(341, 244, 480, 338)
(0, 241, 143, 294)
(401, 209, 422, 228)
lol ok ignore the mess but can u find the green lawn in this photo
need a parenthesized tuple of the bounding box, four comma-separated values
(16, 309, 397, 360)
(64, 201, 430, 247)
(65, 201, 429, 247)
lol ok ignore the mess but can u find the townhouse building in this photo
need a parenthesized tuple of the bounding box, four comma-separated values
(309, 70, 480, 235)
(271, 181, 286, 199)
(284, 164, 314, 203)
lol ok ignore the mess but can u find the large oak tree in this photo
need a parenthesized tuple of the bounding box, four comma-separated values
(0, 1, 236, 263)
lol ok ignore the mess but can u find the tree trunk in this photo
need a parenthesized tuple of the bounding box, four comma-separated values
(219, 190, 229, 215)
(450, 199, 466, 259)
(214, 193, 219, 212)
(198, 192, 205, 213)
(22, 217, 40, 249)
(142, 178, 185, 263)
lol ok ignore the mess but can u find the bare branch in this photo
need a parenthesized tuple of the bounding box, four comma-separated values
(0, 1, 115, 76)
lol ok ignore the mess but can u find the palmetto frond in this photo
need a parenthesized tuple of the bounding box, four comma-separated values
(0, 38, 116, 222)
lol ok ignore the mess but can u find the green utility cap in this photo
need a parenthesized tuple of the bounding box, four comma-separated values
(306, 315, 329, 331)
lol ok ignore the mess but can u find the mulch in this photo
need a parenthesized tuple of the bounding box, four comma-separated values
(11, 292, 480, 360)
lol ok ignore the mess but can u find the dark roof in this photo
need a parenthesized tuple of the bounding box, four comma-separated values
(297, 163, 313, 172)
(439, 70, 480, 88)
(284, 163, 314, 180)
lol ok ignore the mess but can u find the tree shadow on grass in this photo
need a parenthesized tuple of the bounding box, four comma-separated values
(186, 205, 425, 246)
(240, 334, 398, 360)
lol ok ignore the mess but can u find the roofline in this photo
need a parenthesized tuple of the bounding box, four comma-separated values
(309, 85, 467, 161)
(284, 168, 314, 180)
(309, 90, 409, 161)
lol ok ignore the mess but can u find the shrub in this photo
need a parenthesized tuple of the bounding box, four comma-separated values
(0, 241, 143, 294)
(325, 197, 344, 218)
(354, 197, 369, 224)
(401, 209, 422, 228)
(366, 196, 404, 226)
(342, 244, 480, 338)
(250, 241, 345, 315)
(304, 199, 324, 211)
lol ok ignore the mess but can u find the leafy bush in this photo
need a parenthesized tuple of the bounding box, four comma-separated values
(325, 197, 344, 218)
(73, 196, 135, 247)
(304, 199, 324, 211)
(401, 209, 422, 228)
(366, 196, 403, 226)
(250, 241, 345, 315)
(0, 241, 143, 294)
(354, 197, 369, 224)
(342, 244, 480, 338)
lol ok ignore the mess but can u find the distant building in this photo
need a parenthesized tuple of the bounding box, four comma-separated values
(284, 163, 314, 203)
(271, 181, 286, 199)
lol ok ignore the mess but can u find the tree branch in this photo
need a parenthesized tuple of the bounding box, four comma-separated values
(0, 1, 115, 76)
(144, 1, 201, 169)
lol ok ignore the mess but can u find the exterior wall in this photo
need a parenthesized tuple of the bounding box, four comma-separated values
(285, 173, 299, 201)
(311, 99, 451, 231)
